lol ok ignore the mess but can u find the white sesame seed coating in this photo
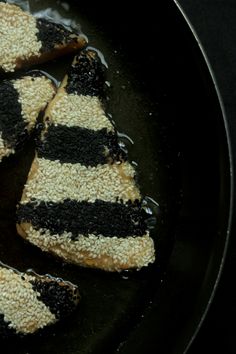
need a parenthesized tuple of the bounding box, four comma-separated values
(0, 76, 55, 162)
(0, 3, 41, 72)
(17, 52, 156, 271)
(22, 157, 140, 204)
(0, 267, 55, 334)
(21, 226, 155, 272)
(48, 91, 114, 131)
(13, 76, 56, 130)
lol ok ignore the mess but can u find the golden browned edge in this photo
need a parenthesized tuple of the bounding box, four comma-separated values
(15, 37, 87, 70)
(16, 223, 146, 272)
(0, 2, 87, 72)
(17, 53, 152, 272)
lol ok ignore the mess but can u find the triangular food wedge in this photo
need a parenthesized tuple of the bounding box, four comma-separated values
(0, 3, 86, 72)
(0, 264, 79, 337)
(17, 49, 156, 272)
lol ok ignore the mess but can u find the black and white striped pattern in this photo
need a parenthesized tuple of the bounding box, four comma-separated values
(17, 49, 155, 271)
(0, 3, 86, 72)
(0, 73, 56, 162)
(0, 264, 79, 337)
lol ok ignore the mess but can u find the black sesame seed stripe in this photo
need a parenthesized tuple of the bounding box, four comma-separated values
(17, 199, 147, 238)
(66, 50, 106, 97)
(0, 81, 28, 147)
(37, 125, 125, 166)
(36, 18, 79, 53)
(30, 279, 77, 320)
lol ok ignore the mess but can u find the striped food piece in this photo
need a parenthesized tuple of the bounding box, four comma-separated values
(17, 49, 155, 272)
(0, 3, 86, 72)
(0, 72, 56, 162)
(0, 264, 79, 338)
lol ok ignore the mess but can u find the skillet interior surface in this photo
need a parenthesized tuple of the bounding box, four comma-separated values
(0, 1, 230, 353)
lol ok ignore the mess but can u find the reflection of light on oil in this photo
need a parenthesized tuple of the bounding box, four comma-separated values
(7, 0, 30, 12)
(87, 46, 108, 68)
(118, 132, 134, 144)
(0, 261, 22, 275)
(26, 69, 60, 87)
(117, 132, 134, 155)
(25, 268, 78, 292)
(60, 2, 70, 12)
(131, 161, 138, 167)
(142, 196, 161, 230)
(34, 8, 81, 31)
(121, 269, 130, 280)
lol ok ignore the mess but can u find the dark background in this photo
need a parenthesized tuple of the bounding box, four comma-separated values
(177, 1, 236, 353)
(0, 1, 234, 353)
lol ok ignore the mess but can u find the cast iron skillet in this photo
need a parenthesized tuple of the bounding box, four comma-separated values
(0, 0, 231, 353)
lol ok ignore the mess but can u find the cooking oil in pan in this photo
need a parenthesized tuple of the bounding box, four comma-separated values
(0, 1, 179, 353)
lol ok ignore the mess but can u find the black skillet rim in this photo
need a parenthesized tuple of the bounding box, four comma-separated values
(0, 1, 232, 352)
(171, 1, 233, 352)
(115, 1, 233, 352)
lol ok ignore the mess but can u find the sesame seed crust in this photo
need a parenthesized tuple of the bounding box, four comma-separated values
(0, 267, 55, 334)
(19, 226, 155, 272)
(0, 75, 55, 162)
(30, 277, 79, 320)
(0, 3, 41, 72)
(49, 92, 114, 131)
(0, 80, 25, 157)
(22, 157, 140, 204)
(17, 199, 148, 238)
(0, 3, 87, 72)
(35, 18, 81, 53)
(13, 76, 56, 130)
(37, 125, 124, 166)
(17, 49, 156, 271)
(66, 50, 106, 97)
